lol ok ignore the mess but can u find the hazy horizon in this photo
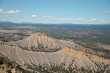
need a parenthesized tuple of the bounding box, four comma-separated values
(0, 0, 110, 24)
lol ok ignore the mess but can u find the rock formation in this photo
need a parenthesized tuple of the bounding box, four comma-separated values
(0, 32, 110, 71)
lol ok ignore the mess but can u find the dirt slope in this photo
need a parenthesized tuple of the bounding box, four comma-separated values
(0, 33, 110, 71)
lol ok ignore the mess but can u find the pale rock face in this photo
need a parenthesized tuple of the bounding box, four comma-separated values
(0, 33, 110, 71)
(16, 33, 65, 52)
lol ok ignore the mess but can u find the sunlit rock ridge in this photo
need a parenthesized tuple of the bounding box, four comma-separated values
(0, 32, 110, 71)
(16, 33, 80, 52)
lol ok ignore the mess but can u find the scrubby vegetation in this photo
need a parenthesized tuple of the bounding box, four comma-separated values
(0, 57, 24, 73)
(0, 23, 110, 73)
(0, 56, 110, 73)
(25, 63, 110, 73)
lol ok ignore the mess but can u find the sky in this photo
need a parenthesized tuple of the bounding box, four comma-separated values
(0, 0, 110, 24)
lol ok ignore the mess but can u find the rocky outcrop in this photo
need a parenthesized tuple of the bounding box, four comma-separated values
(0, 33, 110, 71)
(16, 33, 81, 52)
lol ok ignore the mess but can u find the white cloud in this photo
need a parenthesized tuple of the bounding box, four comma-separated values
(32, 14, 38, 18)
(0, 8, 21, 15)
(32, 14, 54, 19)
(0, 9, 3, 12)
(32, 14, 74, 21)
(6, 9, 20, 14)
(31, 14, 110, 24)
(0, 9, 21, 21)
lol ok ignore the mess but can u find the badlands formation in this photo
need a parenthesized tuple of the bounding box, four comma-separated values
(0, 33, 110, 71)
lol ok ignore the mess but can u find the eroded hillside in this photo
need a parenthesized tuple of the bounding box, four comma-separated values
(0, 32, 110, 73)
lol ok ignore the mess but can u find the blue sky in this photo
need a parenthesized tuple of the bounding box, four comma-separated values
(0, 0, 110, 24)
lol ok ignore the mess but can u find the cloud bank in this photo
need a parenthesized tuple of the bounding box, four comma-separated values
(0, 8, 110, 24)
(0, 8, 21, 15)
(31, 14, 110, 24)
(6, 10, 20, 14)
